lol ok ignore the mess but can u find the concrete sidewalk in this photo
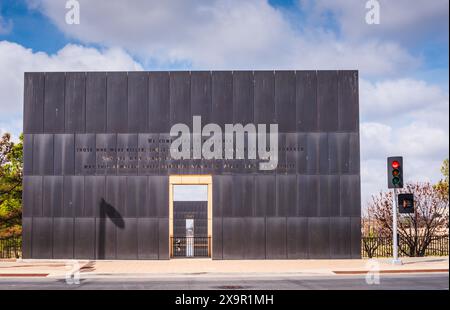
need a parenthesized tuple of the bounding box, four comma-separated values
(0, 257, 448, 278)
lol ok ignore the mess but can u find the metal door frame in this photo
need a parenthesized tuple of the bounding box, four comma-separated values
(169, 175, 212, 258)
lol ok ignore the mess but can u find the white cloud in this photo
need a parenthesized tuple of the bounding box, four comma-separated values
(358, 76, 449, 208)
(360, 78, 449, 124)
(28, 0, 419, 76)
(0, 40, 142, 137)
(360, 120, 449, 207)
(302, 0, 449, 45)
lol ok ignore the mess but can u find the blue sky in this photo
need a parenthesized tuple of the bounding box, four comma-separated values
(0, 0, 448, 206)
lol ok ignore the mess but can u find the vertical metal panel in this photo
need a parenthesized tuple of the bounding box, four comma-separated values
(212, 175, 232, 217)
(117, 134, 138, 175)
(338, 71, 359, 132)
(191, 78, 211, 173)
(277, 175, 296, 217)
(23, 134, 33, 175)
(286, 133, 298, 174)
(95, 134, 117, 175)
(22, 176, 42, 217)
(275, 71, 296, 132)
(54, 134, 75, 175)
(126, 176, 146, 218)
(276, 133, 287, 174)
(266, 217, 287, 259)
(138, 133, 160, 175)
(44, 72, 65, 133)
(116, 218, 138, 259)
(222, 218, 245, 259)
(191, 71, 211, 124)
(65, 72, 86, 133)
(318, 133, 329, 174)
(21, 218, 33, 259)
(158, 133, 171, 175)
(212, 71, 233, 127)
(32, 217, 53, 258)
(53, 218, 74, 259)
(75, 134, 96, 175)
(351, 217, 362, 258)
(84, 176, 105, 217)
(212, 217, 223, 259)
(305, 133, 319, 174)
(137, 218, 159, 259)
(330, 217, 351, 258)
(86, 72, 106, 133)
(128, 72, 148, 133)
(231, 175, 254, 217)
(328, 133, 350, 174)
(321, 175, 340, 217)
(254, 71, 275, 124)
(287, 217, 309, 259)
(349, 133, 360, 174)
(340, 175, 361, 217)
(243, 218, 265, 259)
(74, 218, 95, 259)
(64, 176, 83, 218)
(158, 218, 169, 259)
(308, 217, 330, 259)
(43, 176, 63, 217)
(24, 72, 44, 134)
(328, 133, 338, 175)
(96, 217, 117, 259)
(296, 71, 317, 132)
(107, 72, 128, 133)
(170, 72, 191, 127)
(317, 71, 338, 132)
(233, 71, 254, 124)
(244, 131, 257, 175)
(148, 176, 169, 217)
(149, 72, 170, 133)
(318, 176, 330, 217)
(297, 133, 307, 174)
(254, 175, 275, 217)
(297, 175, 319, 217)
(105, 176, 127, 218)
(33, 134, 53, 175)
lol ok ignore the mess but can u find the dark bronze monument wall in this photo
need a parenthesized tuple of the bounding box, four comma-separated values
(22, 71, 361, 259)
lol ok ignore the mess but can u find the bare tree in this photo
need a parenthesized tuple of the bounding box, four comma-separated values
(367, 182, 449, 257)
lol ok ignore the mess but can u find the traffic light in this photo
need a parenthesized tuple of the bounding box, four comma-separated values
(388, 156, 403, 188)
(398, 193, 414, 214)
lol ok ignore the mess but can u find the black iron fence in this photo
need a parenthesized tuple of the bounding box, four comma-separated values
(171, 236, 211, 258)
(0, 236, 22, 259)
(362, 235, 449, 258)
(2, 234, 448, 259)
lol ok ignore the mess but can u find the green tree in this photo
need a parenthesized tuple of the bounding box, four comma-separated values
(435, 159, 449, 201)
(0, 133, 23, 238)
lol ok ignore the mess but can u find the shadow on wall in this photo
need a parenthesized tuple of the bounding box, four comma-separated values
(98, 198, 124, 259)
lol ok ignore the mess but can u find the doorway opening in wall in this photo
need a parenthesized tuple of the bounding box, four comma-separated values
(169, 176, 212, 258)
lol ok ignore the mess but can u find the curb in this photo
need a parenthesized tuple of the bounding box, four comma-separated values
(333, 269, 449, 275)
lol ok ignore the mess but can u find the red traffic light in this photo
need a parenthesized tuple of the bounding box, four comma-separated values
(392, 160, 400, 169)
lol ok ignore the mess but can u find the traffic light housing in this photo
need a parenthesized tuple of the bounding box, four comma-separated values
(398, 193, 414, 214)
(388, 156, 403, 188)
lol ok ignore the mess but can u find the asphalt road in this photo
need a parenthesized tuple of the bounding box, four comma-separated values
(0, 273, 448, 290)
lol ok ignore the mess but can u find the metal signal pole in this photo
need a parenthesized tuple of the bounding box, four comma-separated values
(392, 188, 402, 265)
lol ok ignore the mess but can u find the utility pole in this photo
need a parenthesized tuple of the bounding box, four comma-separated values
(392, 188, 402, 265)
